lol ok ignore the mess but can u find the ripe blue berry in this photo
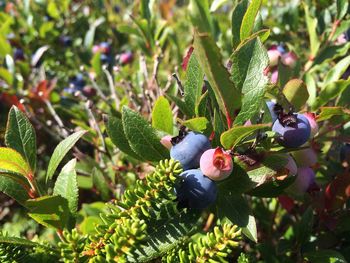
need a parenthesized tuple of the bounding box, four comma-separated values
(272, 113, 311, 148)
(340, 143, 350, 163)
(170, 131, 211, 170)
(70, 74, 85, 90)
(100, 54, 112, 64)
(14, 48, 25, 61)
(60, 35, 72, 47)
(99, 42, 111, 54)
(176, 169, 217, 210)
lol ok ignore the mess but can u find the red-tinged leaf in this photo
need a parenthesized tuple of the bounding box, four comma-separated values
(182, 46, 194, 71)
(278, 195, 295, 213)
(29, 79, 56, 102)
(0, 93, 25, 112)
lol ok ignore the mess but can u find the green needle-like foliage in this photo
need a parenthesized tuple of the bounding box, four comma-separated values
(0, 235, 59, 263)
(58, 229, 89, 263)
(164, 223, 241, 263)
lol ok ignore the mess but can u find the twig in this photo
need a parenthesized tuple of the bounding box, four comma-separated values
(103, 67, 119, 110)
(44, 100, 69, 137)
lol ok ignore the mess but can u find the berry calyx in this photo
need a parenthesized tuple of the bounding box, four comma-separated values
(272, 109, 311, 148)
(200, 148, 233, 181)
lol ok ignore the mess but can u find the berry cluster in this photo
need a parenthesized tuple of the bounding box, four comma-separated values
(267, 45, 297, 84)
(162, 130, 233, 210)
(63, 74, 96, 97)
(92, 42, 113, 64)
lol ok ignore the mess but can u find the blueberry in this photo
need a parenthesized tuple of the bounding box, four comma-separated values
(60, 35, 72, 47)
(285, 167, 315, 196)
(344, 28, 350, 41)
(99, 42, 111, 54)
(176, 169, 217, 210)
(14, 48, 25, 61)
(266, 101, 278, 123)
(120, 51, 133, 65)
(100, 54, 112, 64)
(340, 143, 350, 163)
(70, 74, 85, 89)
(272, 113, 311, 148)
(170, 131, 211, 170)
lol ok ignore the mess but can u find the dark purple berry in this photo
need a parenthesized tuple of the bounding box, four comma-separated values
(82, 86, 96, 97)
(70, 74, 85, 90)
(340, 144, 350, 163)
(100, 54, 112, 64)
(60, 35, 72, 47)
(176, 169, 217, 210)
(272, 113, 311, 148)
(14, 48, 25, 61)
(170, 131, 211, 170)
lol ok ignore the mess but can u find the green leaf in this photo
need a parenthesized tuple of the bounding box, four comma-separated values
(230, 38, 269, 125)
(216, 194, 257, 242)
(184, 54, 204, 117)
(5, 106, 37, 172)
(317, 107, 350, 122)
(122, 107, 169, 162)
(46, 130, 87, 183)
(0, 67, 13, 84)
(312, 79, 350, 110)
(0, 177, 29, 206)
(304, 250, 346, 263)
(240, 0, 262, 41)
(189, 0, 212, 34)
(151, 96, 173, 135)
(106, 116, 144, 160)
(127, 209, 201, 262)
(179, 117, 209, 132)
(220, 124, 270, 149)
(25, 195, 70, 229)
(167, 94, 192, 117)
(84, 17, 105, 49)
(210, 0, 229, 12)
(296, 207, 314, 245)
(0, 147, 32, 177)
(91, 52, 102, 76)
(282, 79, 309, 110)
(242, 215, 257, 243)
(311, 43, 350, 67)
(304, 3, 320, 57)
(92, 168, 110, 201)
(47, 0, 60, 19)
(194, 31, 241, 121)
(337, 0, 349, 20)
(53, 159, 79, 215)
(232, 0, 248, 49)
(0, 35, 12, 58)
(324, 56, 350, 85)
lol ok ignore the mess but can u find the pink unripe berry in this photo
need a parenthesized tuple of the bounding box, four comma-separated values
(92, 45, 100, 54)
(120, 51, 133, 65)
(281, 52, 297, 68)
(200, 147, 233, 181)
(160, 135, 173, 150)
(267, 48, 282, 67)
(303, 112, 318, 137)
(271, 70, 278, 84)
